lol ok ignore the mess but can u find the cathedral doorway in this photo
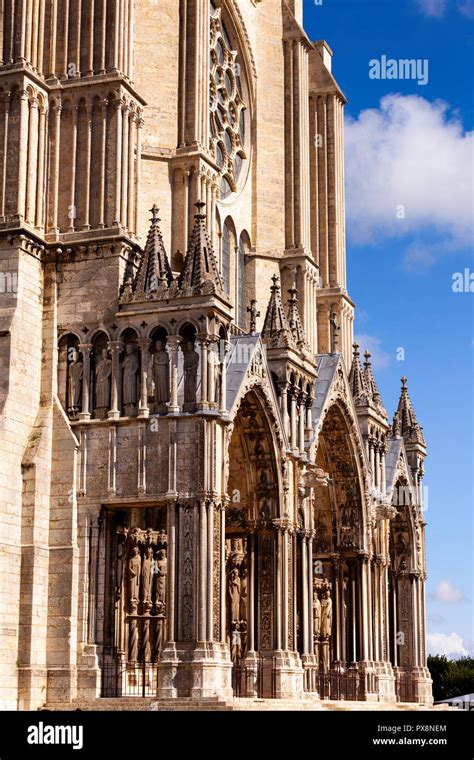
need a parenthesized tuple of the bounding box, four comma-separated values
(312, 403, 367, 697)
(225, 389, 281, 697)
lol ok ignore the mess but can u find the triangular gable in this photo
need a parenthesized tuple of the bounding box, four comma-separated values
(226, 335, 288, 449)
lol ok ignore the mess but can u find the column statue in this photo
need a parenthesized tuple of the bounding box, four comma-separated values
(156, 549, 168, 612)
(67, 349, 83, 416)
(128, 547, 142, 602)
(95, 347, 112, 416)
(153, 340, 170, 406)
(141, 546, 154, 605)
(228, 566, 241, 624)
(122, 343, 139, 414)
(183, 340, 199, 405)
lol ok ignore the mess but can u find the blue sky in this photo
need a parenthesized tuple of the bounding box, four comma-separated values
(303, 0, 473, 657)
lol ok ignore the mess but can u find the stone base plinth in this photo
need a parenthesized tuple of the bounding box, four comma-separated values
(157, 642, 233, 699)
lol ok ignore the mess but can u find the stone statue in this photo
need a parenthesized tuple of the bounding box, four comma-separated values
(183, 341, 199, 404)
(240, 566, 248, 622)
(68, 349, 83, 413)
(141, 546, 154, 603)
(156, 549, 167, 607)
(320, 588, 332, 638)
(122, 343, 139, 409)
(95, 348, 112, 411)
(153, 340, 170, 404)
(313, 587, 321, 636)
(228, 566, 241, 623)
(128, 546, 141, 602)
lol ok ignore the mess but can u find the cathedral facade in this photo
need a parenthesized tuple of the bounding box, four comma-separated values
(0, 0, 432, 709)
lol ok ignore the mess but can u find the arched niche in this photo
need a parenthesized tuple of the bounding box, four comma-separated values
(120, 327, 140, 417)
(91, 330, 110, 419)
(58, 332, 82, 417)
(150, 326, 170, 412)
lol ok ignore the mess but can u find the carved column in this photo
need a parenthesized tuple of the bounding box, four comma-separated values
(82, 102, 92, 230)
(107, 341, 122, 420)
(197, 335, 208, 409)
(167, 336, 180, 414)
(78, 343, 92, 421)
(358, 554, 370, 662)
(307, 533, 314, 654)
(298, 392, 306, 455)
(198, 499, 207, 642)
(207, 336, 218, 408)
(219, 340, 230, 415)
(278, 381, 290, 440)
(25, 96, 38, 224)
(35, 102, 47, 228)
(247, 529, 255, 652)
(137, 338, 150, 418)
(301, 534, 309, 654)
(290, 388, 298, 452)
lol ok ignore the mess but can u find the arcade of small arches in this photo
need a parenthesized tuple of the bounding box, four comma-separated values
(57, 320, 231, 421)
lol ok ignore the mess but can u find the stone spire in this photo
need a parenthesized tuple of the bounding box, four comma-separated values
(177, 201, 224, 296)
(124, 205, 173, 301)
(349, 343, 369, 405)
(363, 349, 387, 417)
(394, 376, 426, 445)
(261, 275, 293, 349)
(287, 286, 308, 350)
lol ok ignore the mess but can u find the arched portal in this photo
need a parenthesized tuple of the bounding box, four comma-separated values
(225, 389, 283, 696)
(312, 403, 366, 675)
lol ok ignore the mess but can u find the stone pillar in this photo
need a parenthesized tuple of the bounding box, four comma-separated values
(298, 393, 306, 456)
(219, 340, 229, 416)
(307, 534, 314, 654)
(35, 102, 46, 228)
(78, 343, 92, 421)
(82, 102, 92, 230)
(278, 381, 290, 441)
(207, 336, 218, 408)
(290, 389, 298, 452)
(25, 96, 39, 224)
(358, 554, 370, 662)
(198, 335, 208, 410)
(49, 103, 61, 232)
(301, 535, 309, 654)
(137, 338, 150, 418)
(68, 104, 78, 231)
(167, 337, 180, 414)
(107, 341, 122, 420)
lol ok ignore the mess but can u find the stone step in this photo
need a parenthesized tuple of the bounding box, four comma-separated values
(41, 696, 452, 712)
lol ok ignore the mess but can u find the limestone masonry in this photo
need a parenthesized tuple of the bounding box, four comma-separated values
(0, 0, 432, 709)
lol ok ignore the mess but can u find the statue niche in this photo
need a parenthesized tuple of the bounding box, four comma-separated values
(226, 538, 248, 665)
(67, 348, 83, 418)
(153, 339, 170, 411)
(116, 526, 168, 665)
(182, 340, 199, 409)
(313, 580, 333, 672)
(95, 347, 112, 419)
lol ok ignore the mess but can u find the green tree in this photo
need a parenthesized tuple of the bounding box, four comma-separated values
(428, 655, 474, 702)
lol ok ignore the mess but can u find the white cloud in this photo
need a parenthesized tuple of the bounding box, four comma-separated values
(458, 0, 474, 17)
(416, 0, 448, 16)
(427, 632, 469, 657)
(345, 95, 474, 250)
(430, 579, 465, 603)
(354, 334, 390, 370)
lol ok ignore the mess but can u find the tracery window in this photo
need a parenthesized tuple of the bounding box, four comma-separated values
(210, 1, 247, 199)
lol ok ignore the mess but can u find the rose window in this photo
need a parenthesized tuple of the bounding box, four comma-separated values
(210, 3, 247, 200)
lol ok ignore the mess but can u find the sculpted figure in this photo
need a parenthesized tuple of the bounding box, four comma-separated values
(228, 566, 241, 623)
(156, 549, 168, 606)
(95, 348, 112, 409)
(313, 587, 322, 636)
(153, 340, 170, 404)
(320, 588, 332, 638)
(183, 341, 199, 404)
(240, 566, 248, 622)
(141, 546, 154, 603)
(68, 349, 83, 412)
(128, 547, 142, 601)
(122, 343, 139, 407)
